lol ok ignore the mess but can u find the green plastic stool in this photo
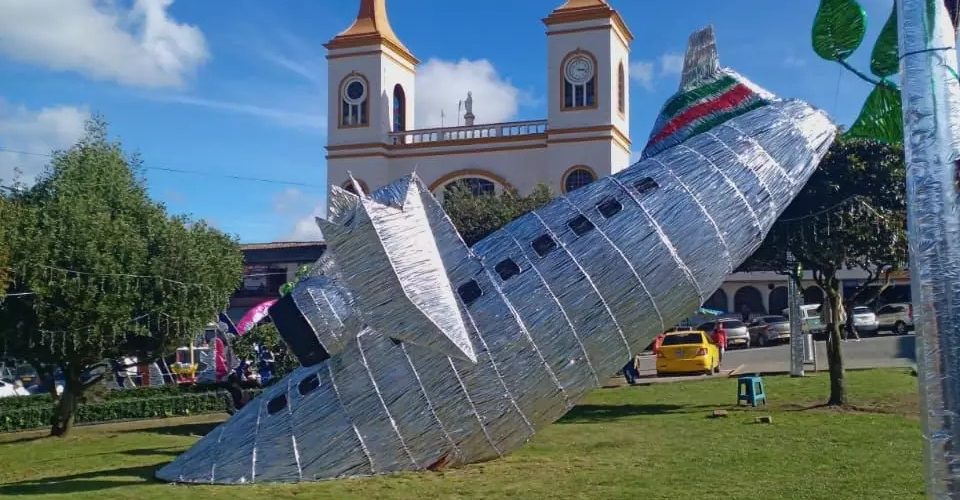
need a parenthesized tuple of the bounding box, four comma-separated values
(737, 374, 767, 407)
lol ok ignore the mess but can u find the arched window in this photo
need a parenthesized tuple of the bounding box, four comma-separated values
(340, 74, 369, 128)
(341, 179, 369, 195)
(617, 62, 625, 115)
(445, 177, 496, 197)
(393, 84, 406, 132)
(563, 166, 596, 193)
(562, 51, 597, 110)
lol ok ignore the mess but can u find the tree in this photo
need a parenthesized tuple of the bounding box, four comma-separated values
(741, 137, 906, 405)
(0, 118, 243, 436)
(0, 195, 13, 300)
(231, 322, 299, 381)
(442, 183, 554, 246)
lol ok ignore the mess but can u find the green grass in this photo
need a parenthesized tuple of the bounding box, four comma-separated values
(0, 369, 924, 499)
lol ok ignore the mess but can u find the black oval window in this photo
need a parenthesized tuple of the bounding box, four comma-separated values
(634, 177, 659, 195)
(532, 234, 558, 257)
(597, 198, 623, 219)
(298, 374, 320, 396)
(567, 215, 595, 236)
(458, 280, 483, 306)
(267, 394, 288, 415)
(495, 258, 521, 281)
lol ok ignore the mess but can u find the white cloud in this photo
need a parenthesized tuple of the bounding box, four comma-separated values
(155, 95, 325, 131)
(630, 61, 655, 90)
(415, 58, 522, 128)
(660, 53, 685, 76)
(0, 0, 208, 88)
(287, 210, 325, 241)
(630, 52, 685, 92)
(783, 56, 806, 68)
(271, 187, 324, 241)
(0, 101, 89, 185)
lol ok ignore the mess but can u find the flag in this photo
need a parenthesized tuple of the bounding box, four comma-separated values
(219, 312, 239, 335)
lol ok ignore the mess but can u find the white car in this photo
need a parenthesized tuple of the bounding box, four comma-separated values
(0, 379, 31, 398)
(851, 306, 879, 333)
(877, 303, 914, 335)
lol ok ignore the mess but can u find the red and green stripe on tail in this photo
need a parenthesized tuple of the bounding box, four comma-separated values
(642, 73, 770, 158)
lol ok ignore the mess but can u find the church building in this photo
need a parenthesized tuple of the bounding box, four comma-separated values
(325, 0, 633, 199)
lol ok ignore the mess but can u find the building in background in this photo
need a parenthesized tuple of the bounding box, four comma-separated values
(325, 0, 632, 200)
(228, 242, 326, 322)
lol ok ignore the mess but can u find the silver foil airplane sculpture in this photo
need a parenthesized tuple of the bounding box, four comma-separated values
(158, 27, 837, 484)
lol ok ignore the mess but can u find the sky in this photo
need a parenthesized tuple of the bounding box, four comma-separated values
(0, 0, 896, 243)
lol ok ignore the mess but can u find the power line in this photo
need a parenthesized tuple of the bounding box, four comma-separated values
(0, 147, 324, 189)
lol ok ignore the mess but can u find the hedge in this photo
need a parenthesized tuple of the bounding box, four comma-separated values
(0, 383, 233, 412)
(0, 387, 263, 433)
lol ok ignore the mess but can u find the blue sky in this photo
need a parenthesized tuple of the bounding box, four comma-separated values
(0, 0, 895, 243)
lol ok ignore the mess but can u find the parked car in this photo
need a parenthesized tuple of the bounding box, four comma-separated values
(0, 378, 30, 398)
(876, 303, 914, 335)
(851, 306, 879, 334)
(696, 319, 750, 348)
(655, 330, 720, 376)
(782, 305, 825, 339)
(747, 315, 791, 347)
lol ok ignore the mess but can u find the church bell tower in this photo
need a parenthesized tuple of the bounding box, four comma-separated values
(325, 0, 417, 198)
(544, 0, 634, 182)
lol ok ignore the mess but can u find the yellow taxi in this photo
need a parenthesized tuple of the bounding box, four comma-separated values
(655, 330, 720, 376)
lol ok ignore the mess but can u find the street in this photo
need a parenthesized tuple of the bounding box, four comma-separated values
(627, 333, 916, 384)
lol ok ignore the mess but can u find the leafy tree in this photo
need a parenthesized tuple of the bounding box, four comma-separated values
(0, 195, 13, 300)
(0, 118, 243, 436)
(741, 137, 906, 405)
(231, 322, 298, 381)
(442, 183, 554, 246)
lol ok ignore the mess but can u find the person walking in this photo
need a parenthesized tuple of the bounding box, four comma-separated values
(711, 324, 727, 365)
(621, 354, 641, 385)
(841, 305, 861, 342)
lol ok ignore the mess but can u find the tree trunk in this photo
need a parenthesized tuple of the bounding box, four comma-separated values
(50, 365, 83, 437)
(824, 292, 847, 406)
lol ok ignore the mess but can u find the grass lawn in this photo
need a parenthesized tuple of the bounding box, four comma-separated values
(0, 369, 923, 499)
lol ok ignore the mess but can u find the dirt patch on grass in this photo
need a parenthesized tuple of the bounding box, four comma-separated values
(780, 393, 919, 419)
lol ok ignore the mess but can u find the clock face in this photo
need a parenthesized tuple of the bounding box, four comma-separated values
(565, 56, 594, 85)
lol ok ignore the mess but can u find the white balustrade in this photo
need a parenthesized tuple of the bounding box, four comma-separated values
(389, 120, 547, 146)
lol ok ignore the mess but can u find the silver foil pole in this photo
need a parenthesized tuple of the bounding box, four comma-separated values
(898, 0, 960, 496)
(787, 254, 804, 377)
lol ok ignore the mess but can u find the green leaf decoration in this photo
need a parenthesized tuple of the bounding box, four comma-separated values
(812, 0, 868, 61)
(870, 4, 899, 77)
(846, 83, 903, 144)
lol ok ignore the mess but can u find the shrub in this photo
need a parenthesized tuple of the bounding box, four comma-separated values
(0, 386, 263, 432)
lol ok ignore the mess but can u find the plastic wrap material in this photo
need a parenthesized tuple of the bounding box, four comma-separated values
(897, 0, 960, 496)
(157, 26, 836, 484)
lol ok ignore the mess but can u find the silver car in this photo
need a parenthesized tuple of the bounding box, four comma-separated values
(697, 319, 751, 349)
(747, 315, 791, 347)
(851, 306, 879, 333)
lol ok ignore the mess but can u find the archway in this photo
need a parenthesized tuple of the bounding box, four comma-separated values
(734, 286, 765, 320)
(702, 289, 728, 312)
(803, 286, 824, 305)
(768, 286, 788, 316)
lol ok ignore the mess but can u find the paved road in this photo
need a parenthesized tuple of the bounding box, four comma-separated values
(621, 333, 916, 385)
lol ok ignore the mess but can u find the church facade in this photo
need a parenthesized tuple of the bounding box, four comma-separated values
(325, 0, 633, 199)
